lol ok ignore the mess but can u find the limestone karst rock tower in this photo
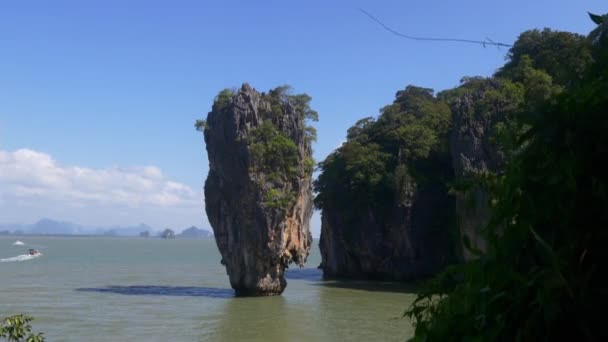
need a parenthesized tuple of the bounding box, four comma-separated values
(200, 84, 316, 296)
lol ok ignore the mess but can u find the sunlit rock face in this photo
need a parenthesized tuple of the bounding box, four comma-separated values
(203, 84, 313, 296)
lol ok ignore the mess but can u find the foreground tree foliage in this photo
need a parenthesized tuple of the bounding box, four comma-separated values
(0, 315, 44, 342)
(405, 17, 608, 341)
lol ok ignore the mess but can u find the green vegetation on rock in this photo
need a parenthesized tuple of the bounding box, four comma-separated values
(248, 121, 299, 183)
(405, 16, 608, 341)
(315, 85, 452, 226)
(198, 84, 318, 214)
(194, 119, 206, 132)
(262, 188, 295, 211)
(496, 28, 593, 87)
(312, 12, 602, 336)
(200, 83, 316, 295)
(252, 85, 318, 212)
(213, 88, 235, 111)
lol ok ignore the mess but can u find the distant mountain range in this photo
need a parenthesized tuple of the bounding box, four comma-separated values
(0, 218, 213, 238)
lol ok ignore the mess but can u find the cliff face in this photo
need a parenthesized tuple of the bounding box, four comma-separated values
(319, 173, 456, 280)
(316, 82, 521, 279)
(203, 84, 313, 296)
(449, 79, 517, 260)
(316, 86, 458, 280)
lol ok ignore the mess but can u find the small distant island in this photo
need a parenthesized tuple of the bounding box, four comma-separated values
(0, 218, 213, 239)
(177, 226, 213, 239)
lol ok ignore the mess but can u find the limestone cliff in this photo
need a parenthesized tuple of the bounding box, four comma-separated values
(202, 84, 314, 296)
(315, 82, 520, 279)
(319, 173, 456, 280)
(315, 86, 458, 280)
(448, 78, 520, 260)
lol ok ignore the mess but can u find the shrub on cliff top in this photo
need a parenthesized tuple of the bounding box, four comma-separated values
(213, 88, 234, 111)
(266, 85, 319, 122)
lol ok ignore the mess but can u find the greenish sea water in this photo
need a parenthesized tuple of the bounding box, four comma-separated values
(0, 236, 414, 341)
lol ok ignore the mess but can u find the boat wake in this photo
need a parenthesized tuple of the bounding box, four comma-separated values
(0, 254, 42, 263)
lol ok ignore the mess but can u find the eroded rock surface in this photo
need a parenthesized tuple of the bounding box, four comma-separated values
(319, 179, 456, 280)
(203, 84, 314, 296)
(449, 79, 515, 260)
(316, 86, 458, 280)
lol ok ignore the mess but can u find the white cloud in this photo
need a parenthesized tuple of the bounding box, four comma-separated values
(0, 148, 201, 212)
(0, 148, 206, 230)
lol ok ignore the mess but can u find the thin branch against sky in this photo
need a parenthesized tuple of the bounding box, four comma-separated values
(359, 8, 512, 48)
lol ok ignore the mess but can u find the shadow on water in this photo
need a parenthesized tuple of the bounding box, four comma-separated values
(285, 267, 323, 281)
(285, 267, 417, 293)
(76, 285, 234, 298)
(313, 280, 418, 293)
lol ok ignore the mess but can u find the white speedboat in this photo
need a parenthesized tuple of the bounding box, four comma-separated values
(27, 249, 42, 256)
(12, 240, 25, 246)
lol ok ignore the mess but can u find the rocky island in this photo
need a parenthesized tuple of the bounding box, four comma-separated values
(314, 86, 458, 280)
(199, 84, 317, 296)
(314, 27, 595, 279)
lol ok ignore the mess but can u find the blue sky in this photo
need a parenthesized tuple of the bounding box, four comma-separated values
(1, 0, 606, 235)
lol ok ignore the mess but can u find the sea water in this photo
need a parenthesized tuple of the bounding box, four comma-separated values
(0, 236, 415, 341)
